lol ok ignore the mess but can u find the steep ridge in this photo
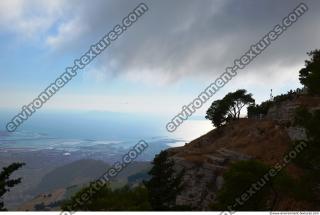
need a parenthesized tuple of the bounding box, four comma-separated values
(166, 95, 320, 210)
(167, 119, 297, 209)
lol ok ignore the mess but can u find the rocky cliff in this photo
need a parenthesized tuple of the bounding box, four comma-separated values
(166, 95, 320, 210)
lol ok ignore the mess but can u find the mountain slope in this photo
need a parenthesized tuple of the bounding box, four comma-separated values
(34, 159, 110, 194)
(166, 95, 320, 210)
(33, 159, 151, 194)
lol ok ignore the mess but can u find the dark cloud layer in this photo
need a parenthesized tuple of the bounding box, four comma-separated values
(30, 0, 320, 83)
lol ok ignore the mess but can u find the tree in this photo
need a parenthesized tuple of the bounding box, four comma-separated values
(289, 108, 320, 206)
(0, 162, 25, 211)
(293, 108, 320, 171)
(211, 160, 293, 211)
(61, 182, 151, 211)
(299, 49, 320, 95)
(247, 101, 273, 119)
(144, 150, 186, 210)
(206, 89, 255, 127)
(224, 89, 255, 119)
(205, 100, 228, 128)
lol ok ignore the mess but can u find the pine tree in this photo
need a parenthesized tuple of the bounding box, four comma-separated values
(144, 151, 185, 210)
(299, 49, 320, 95)
(0, 162, 25, 211)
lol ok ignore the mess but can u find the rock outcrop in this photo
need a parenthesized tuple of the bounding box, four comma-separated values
(165, 95, 320, 210)
(167, 119, 293, 210)
(169, 148, 250, 210)
(266, 95, 320, 124)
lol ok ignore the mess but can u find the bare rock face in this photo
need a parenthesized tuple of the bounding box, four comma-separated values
(266, 95, 320, 124)
(266, 95, 320, 141)
(162, 96, 320, 210)
(169, 148, 250, 210)
(286, 127, 307, 141)
(165, 117, 297, 210)
(266, 100, 300, 124)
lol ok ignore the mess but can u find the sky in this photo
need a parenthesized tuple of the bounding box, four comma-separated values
(1, 0, 320, 121)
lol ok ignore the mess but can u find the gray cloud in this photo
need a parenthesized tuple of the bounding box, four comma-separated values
(15, 0, 320, 84)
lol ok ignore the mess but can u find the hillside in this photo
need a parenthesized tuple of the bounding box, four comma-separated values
(166, 95, 320, 210)
(19, 159, 151, 211)
(33, 159, 151, 194)
(33, 159, 111, 194)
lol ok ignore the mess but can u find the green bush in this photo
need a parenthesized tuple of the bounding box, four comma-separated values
(144, 150, 188, 210)
(211, 160, 293, 211)
(299, 49, 320, 95)
(61, 183, 151, 211)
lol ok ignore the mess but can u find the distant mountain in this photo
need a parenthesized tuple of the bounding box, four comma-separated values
(18, 159, 152, 211)
(33, 159, 110, 194)
(32, 159, 151, 195)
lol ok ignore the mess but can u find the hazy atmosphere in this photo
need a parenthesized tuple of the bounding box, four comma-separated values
(0, 0, 320, 213)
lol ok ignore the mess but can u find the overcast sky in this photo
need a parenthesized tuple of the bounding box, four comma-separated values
(1, 0, 320, 118)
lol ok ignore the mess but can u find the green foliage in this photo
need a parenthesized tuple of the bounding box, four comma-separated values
(0, 162, 25, 211)
(205, 99, 228, 128)
(61, 182, 151, 211)
(290, 140, 320, 171)
(273, 90, 299, 103)
(247, 89, 301, 118)
(295, 107, 320, 141)
(299, 49, 320, 95)
(225, 89, 255, 119)
(211, 160, 293, 211)
(247, 101, 273, 118)
(291, 172, 319, 202)
(128, 171, 150, 185)
(144, 150, 186, 210)
(293, 108, 320, 170)
(62, 151, 187, 211)
(34, 202, 46, 211)
(206, 89, 255, 127)
(285, 107, 320, 206)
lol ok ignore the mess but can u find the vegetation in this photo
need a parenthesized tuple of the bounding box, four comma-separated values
(247, 89, 303, 118)
(144, 150, 187, 210)
(128, 171, 150, 185)
(0, 162, 25, 211)
(215, 55, 320, 209)
(11, 49, 320, 211)
(211, 160, 293, 211)
(61, 182, 151, 211)
(206, 89, 254, 127)
(62, 151, 187, 211)
(290, 108, 320, 205)
(293, 107, 320, 170)
(247, 100, 273, 118)
(273, 90, 300, 103)
(299, 49, 320, 95)
(295, 108, 320, 144)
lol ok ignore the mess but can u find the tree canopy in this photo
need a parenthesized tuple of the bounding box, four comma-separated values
(299, 49, 320, 95)
(0, 162, 25, 211)
(211, 160, 293, 211)
(61, 183, 151, 211)
(62, 150, 187, 211)
(206, 89, 255, 127)
(144, 150, 186, 210)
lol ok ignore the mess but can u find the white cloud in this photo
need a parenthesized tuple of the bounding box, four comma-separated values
(46, 17, 89, 49)
(52, 0, 319, 86)
(0, 0, 66, 39)
(1, 0, 320, 87)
